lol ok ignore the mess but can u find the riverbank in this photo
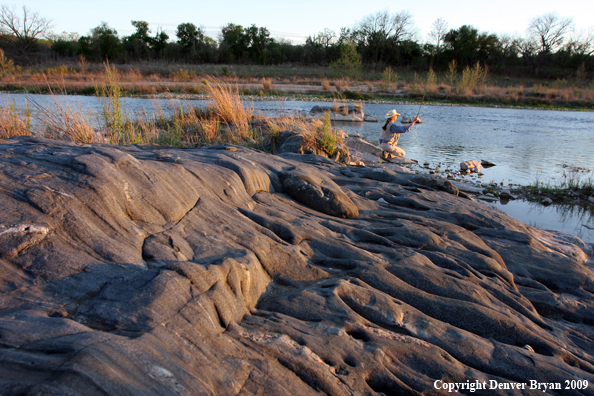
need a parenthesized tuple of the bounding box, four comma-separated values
(1, 62, 593, 112)
(3, 83, 593, 112)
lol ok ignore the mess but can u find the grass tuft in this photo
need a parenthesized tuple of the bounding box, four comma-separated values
(0, 100, 31, 138)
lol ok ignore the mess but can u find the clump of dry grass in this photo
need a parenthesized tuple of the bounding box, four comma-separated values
(321, 79, 331, 90)
(0, 101, 31, 138)
(204, 79, 253, 142)
(196, 117, 221, 144)
(125, 67, 143, 83)
(334, 79, 349, 92)
(77, 55, 87, 74)
(261, 77, 272, 91)
(172, 69, 195, 82)
(30, 94, 100, 143)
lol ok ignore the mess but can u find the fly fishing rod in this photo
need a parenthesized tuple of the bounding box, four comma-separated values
(414, 89, 425, 122)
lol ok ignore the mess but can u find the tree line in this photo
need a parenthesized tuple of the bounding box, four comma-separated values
(1, 5, 593, 80)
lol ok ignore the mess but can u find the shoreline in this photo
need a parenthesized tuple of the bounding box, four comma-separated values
(2, 84, 593, 113)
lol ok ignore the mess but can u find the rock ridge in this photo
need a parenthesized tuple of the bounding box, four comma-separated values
(0, 136, 593, 395)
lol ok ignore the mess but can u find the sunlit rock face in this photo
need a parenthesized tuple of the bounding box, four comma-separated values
(1, 136, 593, 396)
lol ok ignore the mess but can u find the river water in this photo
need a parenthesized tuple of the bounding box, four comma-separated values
(2, 93, 594, 243)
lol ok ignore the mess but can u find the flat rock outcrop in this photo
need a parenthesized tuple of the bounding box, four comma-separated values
(310, 104, 367, 122)
(1, 136, 594, 395)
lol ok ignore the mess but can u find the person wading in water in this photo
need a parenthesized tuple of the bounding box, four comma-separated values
(378, 109, 420, 160)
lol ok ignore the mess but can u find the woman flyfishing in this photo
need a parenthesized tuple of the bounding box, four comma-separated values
(378, 109, 420, 160)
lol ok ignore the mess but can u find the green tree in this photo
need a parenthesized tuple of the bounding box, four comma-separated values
(329, 40, 362, 79)
(50, 31, 80, 57)
(176, 22, 204, 56)
(244, 24, 272, 63)
(351, 10, 416, 66)
(304, 28, 337, 65)
(443, 25, 498, 68)
(79, 22, 122, 61)
(219, 23, 273, 64)
(153, 28, 169, 59)
(220, 23, 246, 62)
(126, 20, 152, 59)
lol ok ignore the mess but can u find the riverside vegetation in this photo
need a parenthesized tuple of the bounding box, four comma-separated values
(520, 166, 594, 206)
(0, 58, 593, 109)
(0, 63, 345, 158)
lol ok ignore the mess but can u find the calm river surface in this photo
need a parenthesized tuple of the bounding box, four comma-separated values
(2, 93, 594, 243)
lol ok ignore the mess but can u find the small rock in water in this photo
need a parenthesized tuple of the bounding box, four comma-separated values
(542, 197, 553, 206)
(500, 190, 514, 199)
(460, 160, 482, 173)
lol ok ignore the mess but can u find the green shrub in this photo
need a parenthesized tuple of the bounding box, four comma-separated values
(381, 67, 397, 91)
(318, 111, 337, 156)
(342, 90, 373, 100)
(328, 40, 362, 80)
(172, 69, 195, 81)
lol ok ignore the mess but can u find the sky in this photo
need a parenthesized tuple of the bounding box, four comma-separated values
(8, 0, 594, 44)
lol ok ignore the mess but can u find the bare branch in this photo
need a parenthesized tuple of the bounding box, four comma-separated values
(527, 13, 573, 53)
(565, 27, 594, 56)
(0, 5, 53, 58)
(428, 18, 449, 52)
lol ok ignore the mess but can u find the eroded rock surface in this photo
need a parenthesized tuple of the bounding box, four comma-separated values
(1, 136, 593, 395)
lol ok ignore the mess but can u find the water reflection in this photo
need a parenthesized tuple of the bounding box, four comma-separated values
(490, 199, 594, 244)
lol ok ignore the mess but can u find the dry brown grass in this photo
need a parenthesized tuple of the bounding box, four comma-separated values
(334, 79, 349, 92)
(321, 79, 331, 91)
(28, 93, 100, 143)
(261, 77, 272, 91)
(204, 79, 253, 141)
(0, 101, 31, 138)
(124, 67, 143, 83)
(172, 69, 196, 82)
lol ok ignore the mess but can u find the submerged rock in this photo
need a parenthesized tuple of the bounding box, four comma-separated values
(1, 136, 593, 395)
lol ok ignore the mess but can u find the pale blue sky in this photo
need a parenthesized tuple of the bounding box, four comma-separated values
(9, 0, 594, 44)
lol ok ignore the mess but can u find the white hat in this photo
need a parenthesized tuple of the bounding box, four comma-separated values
(385, 109, 401, 117)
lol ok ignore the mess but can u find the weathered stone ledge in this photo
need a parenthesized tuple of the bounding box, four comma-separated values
(0, 136, 593, 395)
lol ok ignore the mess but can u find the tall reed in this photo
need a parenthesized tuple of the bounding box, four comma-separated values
(95, 63, 130, 143)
